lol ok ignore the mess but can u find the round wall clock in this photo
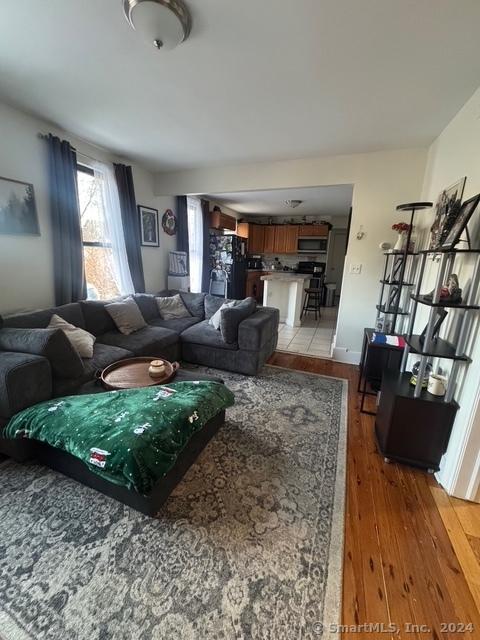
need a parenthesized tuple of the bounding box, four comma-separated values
(162, 209, 177, 235)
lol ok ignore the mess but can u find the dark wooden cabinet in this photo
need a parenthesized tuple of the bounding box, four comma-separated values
(375, 369, 458, 472)
(248, 225, 265, 254)
(263, 226, 276, 253)
(210, 211, 236, 231)
(246, 271, 265, 302)
(298, 224, 329, 237)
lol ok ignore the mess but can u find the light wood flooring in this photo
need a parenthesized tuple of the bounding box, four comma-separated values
(267, 352, 480, 639)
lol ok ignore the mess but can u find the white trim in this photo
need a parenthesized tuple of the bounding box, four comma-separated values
(332, 346, 361, 365)
(437, 373, 480, 502)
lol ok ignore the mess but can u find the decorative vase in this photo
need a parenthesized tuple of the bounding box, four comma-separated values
(149, 359, 166, 378)
(393, 232, 405, 251)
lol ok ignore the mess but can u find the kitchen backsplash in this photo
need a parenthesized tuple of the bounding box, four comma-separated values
(261, 254, 326, 268)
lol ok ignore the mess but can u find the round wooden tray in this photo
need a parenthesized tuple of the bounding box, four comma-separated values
(100, 357, 179, 391)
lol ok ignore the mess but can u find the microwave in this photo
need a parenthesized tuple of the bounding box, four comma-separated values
(297, 238, 328, 253)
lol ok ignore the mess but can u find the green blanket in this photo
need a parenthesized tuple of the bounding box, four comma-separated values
(5, 382, 234, 495)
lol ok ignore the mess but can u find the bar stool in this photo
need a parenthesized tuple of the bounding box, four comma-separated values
(301, 276, 324, 320)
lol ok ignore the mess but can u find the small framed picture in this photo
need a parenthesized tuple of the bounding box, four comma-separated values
(441, 194, 480, 250)
(0, 176, 40, 236)
(138, 205, 159, 247)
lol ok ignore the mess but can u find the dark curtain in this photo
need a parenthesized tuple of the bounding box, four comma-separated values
(176, 195, 190, 273)
(114, 164, 145, 293)
(201, 199, 211, 292)
(46, 134, 86, 305)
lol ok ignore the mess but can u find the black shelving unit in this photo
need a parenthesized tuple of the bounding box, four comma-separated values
(374, 203, 432, 335)
(375, 246, 480, 471)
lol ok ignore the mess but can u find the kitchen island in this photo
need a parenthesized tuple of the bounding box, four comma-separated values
(261, 272, 310, 327)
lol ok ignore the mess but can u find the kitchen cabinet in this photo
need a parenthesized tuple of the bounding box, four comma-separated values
(248, 225, 265, 254)
(263, 226, 276, 253)
(298, 224, 329, 237)
(271, 225, 298, 254)
(246, 271, 266, 302)
(210, 210, 236, 231)
(236, 222, 249, 238)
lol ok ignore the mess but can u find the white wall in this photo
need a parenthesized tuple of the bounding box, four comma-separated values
(155, 148, 427, 360)
(0, 102, 174, 315)
(418, 87, 480, 499)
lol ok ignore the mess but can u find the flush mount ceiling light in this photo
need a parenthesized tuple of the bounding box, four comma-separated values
(123, 0, 191, 50)
(285, 200, 303, 209)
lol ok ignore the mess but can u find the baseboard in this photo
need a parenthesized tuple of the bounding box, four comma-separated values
(332, 347, 361, 365)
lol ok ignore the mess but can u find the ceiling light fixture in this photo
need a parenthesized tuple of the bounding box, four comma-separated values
(285, 200, 303, 209)
(123, 0, 191, 50)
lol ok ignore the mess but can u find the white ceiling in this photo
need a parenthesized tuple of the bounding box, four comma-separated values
(1, 1, 480, 171)
(206, 185, 353, 217)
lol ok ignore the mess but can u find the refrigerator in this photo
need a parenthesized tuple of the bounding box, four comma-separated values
(209, 232, 247, 299)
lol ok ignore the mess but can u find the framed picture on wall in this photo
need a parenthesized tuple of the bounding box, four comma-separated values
(0, 176, 40, 236)
(138, 205, 159, 247)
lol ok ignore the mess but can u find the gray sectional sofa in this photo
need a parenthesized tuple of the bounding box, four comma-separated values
(0, 291, 279, 430)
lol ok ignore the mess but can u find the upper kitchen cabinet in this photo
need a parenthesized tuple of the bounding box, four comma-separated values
(248, 224, 265, 254)
(210, 209, 237, 231)
(298, 224, 329, 237)
(273, 225, 299, 253)
(238, 222, 267, 253)
(263, 226, 276, 253)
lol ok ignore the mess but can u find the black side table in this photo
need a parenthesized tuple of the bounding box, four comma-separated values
(358, 328, 405, 415)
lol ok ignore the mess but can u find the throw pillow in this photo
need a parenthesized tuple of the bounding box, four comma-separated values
(48, 314, 96, 359)
(156, 294, 191, 320)
(209, 300, 237, 330)
(205, 294, 233, 319)
(220, 297, 257, 344)
(105, 297, 147, 335)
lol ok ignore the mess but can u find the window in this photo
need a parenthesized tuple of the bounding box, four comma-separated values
(187, 196, 203, 293)
(77, 162, 133, 299)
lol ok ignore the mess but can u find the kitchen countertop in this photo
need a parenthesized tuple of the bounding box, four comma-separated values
(261, 273, 310, 282)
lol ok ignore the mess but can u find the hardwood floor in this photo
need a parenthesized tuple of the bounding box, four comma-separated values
(267, 352, 480, 639)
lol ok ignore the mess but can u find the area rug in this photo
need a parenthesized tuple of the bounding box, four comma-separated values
(0, 365, 347, 640)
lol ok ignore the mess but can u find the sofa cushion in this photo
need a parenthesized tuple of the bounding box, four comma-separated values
(221, 297, 257, 344)
(0, 327, 84, 379)
(4, 303, 85, 330)
(48, 314, 96, 358)
(238, 307, 279, 351)
(156, 294, 191, 320)
(79, 300, 120, 336)
(81, 343, 133, 379)
(105, 297, 147, 335)
(0, 352, 52, 419)
(180, 320, 238, 351)
(97, 326, 179, 357)
(204, 294, 234, 320)
(133, 293, 160, 322)
(149, 317, 201, 333)
(179, 292, 205, 319)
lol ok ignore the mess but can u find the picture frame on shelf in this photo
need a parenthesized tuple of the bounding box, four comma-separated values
(138, 205, 159, 247)
(441, 193, 480, 251)
(0, 176, 40, 236)
(429, 177, 466, 250)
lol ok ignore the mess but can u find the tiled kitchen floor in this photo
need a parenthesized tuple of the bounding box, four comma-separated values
(276, 305, 338, 358)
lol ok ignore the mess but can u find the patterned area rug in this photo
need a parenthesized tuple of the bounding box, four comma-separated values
(0, 365, 347, 640)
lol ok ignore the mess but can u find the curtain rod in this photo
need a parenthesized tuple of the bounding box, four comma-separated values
(37, 132, 105, 165)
